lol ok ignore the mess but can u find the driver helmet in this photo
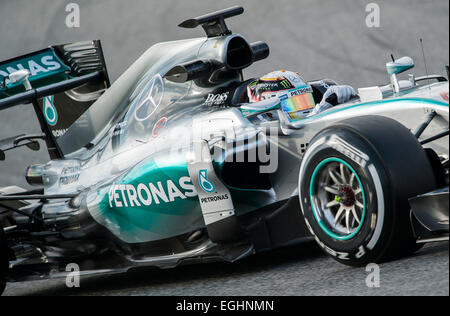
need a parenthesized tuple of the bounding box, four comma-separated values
(247, 70, 316, 121)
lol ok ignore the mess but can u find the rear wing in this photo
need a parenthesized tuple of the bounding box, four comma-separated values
(0, 40, 110, 160)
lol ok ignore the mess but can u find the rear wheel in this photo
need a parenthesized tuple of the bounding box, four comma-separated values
(299, 116, 437, 266)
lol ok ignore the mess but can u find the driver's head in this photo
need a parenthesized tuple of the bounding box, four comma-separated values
(247, 70, 316, 120)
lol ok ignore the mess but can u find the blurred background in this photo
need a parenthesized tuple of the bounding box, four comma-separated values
(0, 0, 449, 188)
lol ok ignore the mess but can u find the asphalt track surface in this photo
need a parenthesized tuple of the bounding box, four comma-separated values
(0, 0, 449, 296)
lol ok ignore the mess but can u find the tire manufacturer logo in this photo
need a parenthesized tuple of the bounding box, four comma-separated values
(329, 135, 369, 168)
(199, 169, 215, 193)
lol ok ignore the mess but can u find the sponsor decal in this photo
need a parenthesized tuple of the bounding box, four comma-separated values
(60, 166, 81, 186)
(152, 117, 168, 138)
(258, 82, 279, 88)
(198, 169, 215, 193)
(279, 79, 292, 89)
(441, 91, 449, 101)
(200, 193, 229, 204)
(204, 92, 229, 106)
(42, 95, 58, 126)
(289, 86, 313, 97)
(251, 79, 294, 99)
(52, 128, 68, 138)
(0, 50, 68, 82)
(108, 177, 197, 208)
(248, 81, 258, 88)
(256, 82, 280, 91)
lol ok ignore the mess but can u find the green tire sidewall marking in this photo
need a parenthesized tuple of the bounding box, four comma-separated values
(309, 157, 366, 241)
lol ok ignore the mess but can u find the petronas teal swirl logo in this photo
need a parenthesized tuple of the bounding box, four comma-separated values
(43, 95, 58, 126)
(199, 169, 215, 193)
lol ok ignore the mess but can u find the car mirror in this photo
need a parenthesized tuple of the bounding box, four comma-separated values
(386, 56, 414, 76)
(386, 56, 414, 93)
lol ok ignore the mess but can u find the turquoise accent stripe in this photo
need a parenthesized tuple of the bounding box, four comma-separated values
(240, 103, 281, 117)
(387, 64, 413, 75)
(301, 97, 449, 123)
(310, 158, 366, 241)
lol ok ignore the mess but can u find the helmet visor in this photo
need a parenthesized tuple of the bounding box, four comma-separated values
(281, 89, 316, 121)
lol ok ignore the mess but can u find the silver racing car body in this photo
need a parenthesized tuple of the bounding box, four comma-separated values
(0, 7, 448, 293)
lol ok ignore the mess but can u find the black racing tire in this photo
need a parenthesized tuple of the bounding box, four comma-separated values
(0, 223, 8, 295)
(299, 115, 437, 267)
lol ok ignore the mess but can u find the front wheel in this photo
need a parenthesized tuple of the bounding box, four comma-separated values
(299, 116, 437, 266)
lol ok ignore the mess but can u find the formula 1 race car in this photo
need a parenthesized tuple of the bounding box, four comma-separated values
(0, 6, 448, 295)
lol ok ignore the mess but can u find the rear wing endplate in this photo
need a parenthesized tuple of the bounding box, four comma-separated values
(0, 40, 110, 160)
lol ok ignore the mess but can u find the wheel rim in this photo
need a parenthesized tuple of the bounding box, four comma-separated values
(310, 158, 366, 240)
